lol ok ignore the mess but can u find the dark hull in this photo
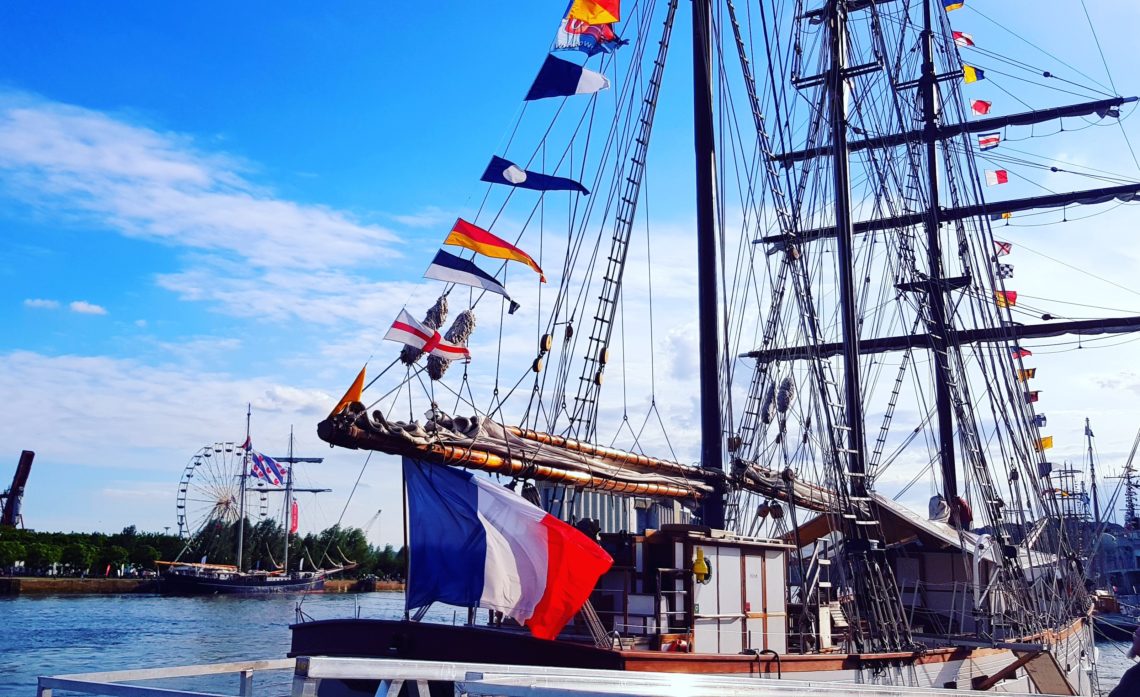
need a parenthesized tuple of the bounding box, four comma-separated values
(1093, 613, 1138, 641)
(162, 572, 325, 595)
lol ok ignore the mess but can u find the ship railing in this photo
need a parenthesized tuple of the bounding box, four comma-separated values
(37, 658, 295, 697)
(290, 656, 1041, 697)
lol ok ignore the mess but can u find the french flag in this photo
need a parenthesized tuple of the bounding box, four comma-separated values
(403, 458, 613, 640)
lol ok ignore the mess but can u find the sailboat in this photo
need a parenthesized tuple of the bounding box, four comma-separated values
(161, 409, 341, 594)
(292, 0, 1140, 693)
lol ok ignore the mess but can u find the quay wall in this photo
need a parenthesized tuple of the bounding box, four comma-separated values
(0, 577, 403, 595)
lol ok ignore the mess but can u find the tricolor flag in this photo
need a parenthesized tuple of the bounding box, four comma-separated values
(526, 55, 610, 101)
(994, 290, 1017, 308)
(481, 156, 589, 195)
(963, 65, 985, 83)
(446, 218, 546, 282)
(1035, 436, 1054, 452)
(994, 240, 1012, 256)
(978, 131, 1001, 151)
(943, 0, 964, 10)
(1017, 367, 1036, 382)
(1025, 390, 1040, 404)
(568, 0, 620, 24)
(989, 211, 1012, 222)
(997, 263, 1014, 279)
(985, 169, 1009, 186)
(425, 250, 522, 314)
(384, 308, 472, 361)
(971, 99, 992, 116)
(953, 31, 975, 47)
(1011, 345, 1032, 359)
(403, 457, 613, 640)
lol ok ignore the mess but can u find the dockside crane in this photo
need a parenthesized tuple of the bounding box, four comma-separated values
(0, 450, 33, 528)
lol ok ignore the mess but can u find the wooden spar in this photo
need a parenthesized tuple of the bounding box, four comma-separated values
(507, 426, 714, 481)
(318, 419, 703, 499)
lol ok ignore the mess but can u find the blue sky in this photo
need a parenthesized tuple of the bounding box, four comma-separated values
(2, 1, 1140, 546)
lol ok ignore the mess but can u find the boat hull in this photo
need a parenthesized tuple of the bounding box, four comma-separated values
(290, 617, 1095, 694)
(162, 572, 325, 595)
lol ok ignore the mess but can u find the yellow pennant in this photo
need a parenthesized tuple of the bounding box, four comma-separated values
(328, 365, 367, 418)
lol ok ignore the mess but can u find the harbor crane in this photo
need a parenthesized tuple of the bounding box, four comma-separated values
(0, 450, 33, 528)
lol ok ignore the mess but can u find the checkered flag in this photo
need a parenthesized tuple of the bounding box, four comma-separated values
(996, 263, 1014, 279)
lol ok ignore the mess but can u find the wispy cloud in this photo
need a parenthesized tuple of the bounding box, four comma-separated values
(69, 300, 107, 315)
(23, 298, 59, 309)
(0, 92, 412, 324)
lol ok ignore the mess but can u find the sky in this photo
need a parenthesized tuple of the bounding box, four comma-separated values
(2, 1, 1140, 548)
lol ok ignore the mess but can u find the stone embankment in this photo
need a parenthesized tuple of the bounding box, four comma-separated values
(0, 577, 403, 595)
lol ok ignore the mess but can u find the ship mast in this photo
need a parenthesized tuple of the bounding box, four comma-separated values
(235, 403, 251, 571)
(692, 0, 724, 528)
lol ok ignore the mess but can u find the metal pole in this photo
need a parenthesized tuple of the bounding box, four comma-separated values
(236, 403, 251, 571)
(693, 0, 725, 528)
(283, 427, 294, 573)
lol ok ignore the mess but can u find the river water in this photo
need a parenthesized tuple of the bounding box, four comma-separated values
(1, 592, 1133, 696)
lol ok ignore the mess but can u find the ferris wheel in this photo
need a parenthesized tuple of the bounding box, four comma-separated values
(175, 441, 269, 539)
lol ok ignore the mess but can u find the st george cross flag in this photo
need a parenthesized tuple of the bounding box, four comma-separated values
(953, 31, 975, 47)
(993, 240, 1012, 256)
(445, 218, 546, 282)
(971, 100, 992, 116)
(526, 55, 610, 101)
(997, 263, 1014, 279)
(978, 132, 1001, 151)
(403, 457, 613, 640)
(985, 169, 1009, 186)
(384, 308, 472, 361)
(481, 156, 589, 195)
(424, 250, 522, 314)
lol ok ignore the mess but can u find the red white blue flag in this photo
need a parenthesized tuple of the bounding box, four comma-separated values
(978, 132, 1001, 151)
(403, 458, 612, 640)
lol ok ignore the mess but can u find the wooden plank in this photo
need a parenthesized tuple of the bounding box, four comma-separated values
(1013, 650, 1077, 696)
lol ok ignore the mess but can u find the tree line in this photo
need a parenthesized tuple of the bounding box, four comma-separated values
(0, 522, 405, 579)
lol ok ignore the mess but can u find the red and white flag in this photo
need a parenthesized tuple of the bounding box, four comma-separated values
(953, 31, 975, 47)
(971, 99, 992, 116)
(384, 309, 470, 361)
(994, 240, 1013, 257)
(985, 170, 1009, 186)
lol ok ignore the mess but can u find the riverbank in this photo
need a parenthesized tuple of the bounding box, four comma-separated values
(0, 577, 403, 595)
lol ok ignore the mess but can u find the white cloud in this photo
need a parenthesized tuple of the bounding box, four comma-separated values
(23, 298, 59, 309)
(69, 300, 107, 315)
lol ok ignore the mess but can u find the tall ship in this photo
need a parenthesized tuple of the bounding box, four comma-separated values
(293, 0, 1140, 693)
(161, 409, 339, 594)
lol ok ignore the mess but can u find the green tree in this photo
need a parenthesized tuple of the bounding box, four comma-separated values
(25, 543, 62, 574)
(0, 541, 26, 570)
(61, 543, 95, 575)
(98, 545, 129, 575)
(129, 544, 160, 570)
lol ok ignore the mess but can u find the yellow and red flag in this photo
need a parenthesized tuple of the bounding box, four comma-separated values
(569, 0, 620, 24)
(994, 290, 1017, 308)
(1017, 368, 1036, 382)
(328, 364, 367, 418)
(445, 218, 546, 282)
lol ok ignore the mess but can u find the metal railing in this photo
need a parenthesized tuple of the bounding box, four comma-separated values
(37, 658, 294, 697)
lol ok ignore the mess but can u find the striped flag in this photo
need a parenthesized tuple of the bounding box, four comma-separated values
(985, 169, 1009, 186)
(1018, 368, 1036, 382)
(990, 211, 1012, 222)
(445, 218, 546, 282)
(994, 290, 1017, 308)
(971, 100, 992, 116)
(384, 309, 471, 361)
(978, 132, 1001, 151)
(424, 250, 521, 314)
(963, 65, 985, 83)
(944, 0, 964, 10)
(953, 31, 975, 47)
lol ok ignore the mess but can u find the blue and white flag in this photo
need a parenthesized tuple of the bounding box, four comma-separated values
(424, 250, 521, 314)
(525, 55, 610, 101)
(481, 156, 589, 195)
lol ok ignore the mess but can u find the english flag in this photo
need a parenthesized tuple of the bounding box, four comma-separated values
(384, 309, 471, 361)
